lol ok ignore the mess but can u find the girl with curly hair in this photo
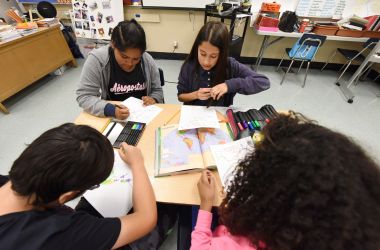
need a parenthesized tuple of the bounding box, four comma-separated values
(191, 113, 380, 250)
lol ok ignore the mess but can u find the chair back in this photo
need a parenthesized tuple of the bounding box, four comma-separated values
(363, 38, 379, 49)
(158, 68, 165, 86)
(289, 34, 326, 61)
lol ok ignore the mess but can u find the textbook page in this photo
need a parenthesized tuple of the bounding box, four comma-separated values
(155, 124, 204, 176)
(211, 137, 254, 190)
(178, 105, 219, 130)
(121, 97, 162, 124)
(84, 150, 133, 217)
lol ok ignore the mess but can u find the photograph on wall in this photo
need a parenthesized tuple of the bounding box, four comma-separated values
(72, 0, 123, 40)
(75, 21, 83, 29)
(83, 21, 90, 30)
(106, 15, 114, 23)
(74, 9, 82, 19)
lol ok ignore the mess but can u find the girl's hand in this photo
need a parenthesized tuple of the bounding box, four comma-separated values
(211, 83, 228, 100)
(196, 88, 211, 100)
(197, 170, 215, 212)
(142, 96, 156, 106)
(115, 105, 130, 120)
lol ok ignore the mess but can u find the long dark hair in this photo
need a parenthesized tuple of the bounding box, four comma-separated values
(111, 19, 146, 52)
(9, 123, 114, 206)
(220, 113, 380, 250)
(185, 21, 230, 86)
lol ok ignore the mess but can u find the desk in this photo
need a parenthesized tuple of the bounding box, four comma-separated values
(75, 104, 226, 206)
(253, 27, 367, 71)
(0, 25, 76, 114)
(336, 42, 380, 103)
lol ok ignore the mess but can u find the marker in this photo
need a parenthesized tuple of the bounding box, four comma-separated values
(237, 112, 247, 129)
(226, 109, 239, 138)
(233, 112, 244, 131)
(242, 112, 254, 130)
(245, 111, 257, 130)
(249, 110, 261, 129)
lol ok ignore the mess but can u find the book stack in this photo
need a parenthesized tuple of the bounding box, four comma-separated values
(364, 15, 380, 31)
(342, 15, 369, 31)
(36, 18, 59, 27)
(0, 25, 21, 42)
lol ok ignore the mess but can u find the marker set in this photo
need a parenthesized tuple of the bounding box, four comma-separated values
(226, 104, 279, 139)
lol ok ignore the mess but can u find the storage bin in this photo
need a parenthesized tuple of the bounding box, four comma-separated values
(312, 24, 339, 36)
(361, 30, 380, 38)
(336, 29, 363, 37)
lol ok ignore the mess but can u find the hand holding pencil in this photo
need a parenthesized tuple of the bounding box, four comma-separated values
(115, 104, 129, 120)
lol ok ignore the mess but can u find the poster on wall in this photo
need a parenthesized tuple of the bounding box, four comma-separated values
(71, 0, 123, 40)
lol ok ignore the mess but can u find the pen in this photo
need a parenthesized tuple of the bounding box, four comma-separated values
(115, 104, 124, 109)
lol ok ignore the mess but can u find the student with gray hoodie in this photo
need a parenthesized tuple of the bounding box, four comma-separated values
(76, 20, 164, 120)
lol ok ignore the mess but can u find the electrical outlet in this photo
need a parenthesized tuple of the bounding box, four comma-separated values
(173, 41, 178, 49)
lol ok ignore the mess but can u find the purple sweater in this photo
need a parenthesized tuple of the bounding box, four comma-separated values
(177, 57, 270, 106)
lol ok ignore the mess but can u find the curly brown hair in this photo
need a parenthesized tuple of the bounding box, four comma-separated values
(220, 112, 380, 250)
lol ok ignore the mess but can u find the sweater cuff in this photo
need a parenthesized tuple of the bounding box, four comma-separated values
(104, 103, 116, 117)
(196, 210, 213, 229)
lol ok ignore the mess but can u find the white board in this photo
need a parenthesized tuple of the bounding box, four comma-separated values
(142, 0, 211, 9)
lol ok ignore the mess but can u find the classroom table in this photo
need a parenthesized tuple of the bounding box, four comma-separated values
(336, 42, 380, 103)
(74, 104, 227, 206)
(0, 25, 76, 114)
(253, 27, 367, 71)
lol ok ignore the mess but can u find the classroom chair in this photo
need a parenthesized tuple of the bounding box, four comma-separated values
(158, 68, 165, 86)
(276, 33, 327, 87)
(320, 38, 379, 84)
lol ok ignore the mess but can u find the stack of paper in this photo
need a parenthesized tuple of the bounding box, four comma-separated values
(121, 97, 162, 124)
(0, 28, 21, 42)
(37, 18, 59, 27)
(178, 105, 220, 130)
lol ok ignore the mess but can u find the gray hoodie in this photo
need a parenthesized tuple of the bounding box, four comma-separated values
(76, 45, 164, 117)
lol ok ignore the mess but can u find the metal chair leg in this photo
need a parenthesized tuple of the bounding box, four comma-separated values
(321, 50, 337, 71)
(336, 61, 352, 83)
(338, 60, 350, 72)
(357, 62, 373, 84)
(297, 61, 304, 74)
(276, 52, 286, 71)
(280, 59, 294, 85)
(302, 61, 311, 88)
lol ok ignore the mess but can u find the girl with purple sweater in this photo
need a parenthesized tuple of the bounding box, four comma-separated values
(177, 21, 270, 107)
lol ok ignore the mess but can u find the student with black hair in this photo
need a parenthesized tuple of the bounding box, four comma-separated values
(191, 113, 380, 250)
(0, 124, 157, 249)
(77, 19, 164, 120)
(178, 21, 270, 107)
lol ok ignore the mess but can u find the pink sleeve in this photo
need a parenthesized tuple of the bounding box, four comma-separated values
(190, 210, 217, 250)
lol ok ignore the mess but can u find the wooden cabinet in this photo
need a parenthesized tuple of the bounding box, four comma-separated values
(0, 25, 76, 113)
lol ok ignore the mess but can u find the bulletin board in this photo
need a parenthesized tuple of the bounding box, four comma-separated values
(71, 0, 124, 40)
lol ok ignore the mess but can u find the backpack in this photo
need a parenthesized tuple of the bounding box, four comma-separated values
(278, 11, 298, 32)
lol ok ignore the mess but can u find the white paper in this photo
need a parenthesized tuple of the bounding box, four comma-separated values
(84, 150, 133, 218)
(178, 105, 220, 130)
(211, 137, 254, 190)
(121, 97, 162, 124)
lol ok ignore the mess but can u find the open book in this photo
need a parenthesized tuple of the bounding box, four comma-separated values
(155, 122, 233, 177)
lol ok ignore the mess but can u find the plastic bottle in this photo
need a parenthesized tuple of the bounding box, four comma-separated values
(299, 19, 309, 33)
